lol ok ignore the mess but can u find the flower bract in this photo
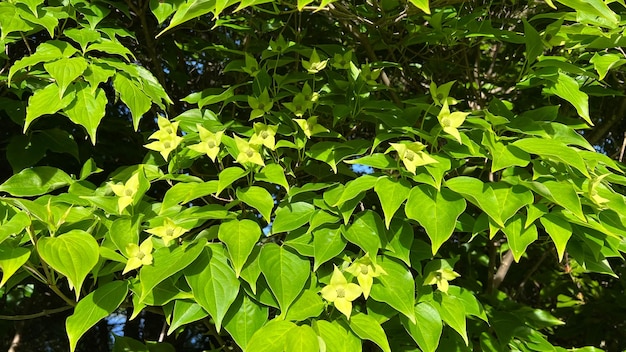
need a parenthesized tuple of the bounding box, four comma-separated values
(320, 266, 362, 319)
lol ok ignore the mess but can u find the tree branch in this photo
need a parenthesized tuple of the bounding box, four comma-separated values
(0, 305, 73, 321)
(492, 250, 515, 292)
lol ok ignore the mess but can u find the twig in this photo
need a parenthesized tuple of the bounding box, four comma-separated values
(492, 250, 515, 291)
(0, 305, 72, 321)
(619, 131, 626, 162)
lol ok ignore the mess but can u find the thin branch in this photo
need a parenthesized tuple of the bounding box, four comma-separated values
(0, 305, 72, 321)
(492, 250, 515, 292)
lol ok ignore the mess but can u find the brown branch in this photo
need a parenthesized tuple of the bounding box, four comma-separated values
(492, 250, 515, 292)
(0, 305, 73, 321)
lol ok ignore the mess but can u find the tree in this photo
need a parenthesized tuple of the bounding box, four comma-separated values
(1, 0, 626, 351)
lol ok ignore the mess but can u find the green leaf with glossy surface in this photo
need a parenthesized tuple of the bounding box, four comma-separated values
(315, 320, 362, 352)
(343, 210, 386, 256)
(401, 302, 442, 352)
(113, 73, 152, 130)
(0, 166, 72, 197)
(67, 281, 129, 352)
(375, 177, 411, 228)
(503, 215, 538, 262)
(545, 73, 591, 125)
(285, 289, 324, 321)
(139, 239, 205, 302)
(184, 244, 239, 331)
(434, 293, 468, 345)
(0, 245, 30, 288)
(237, 186, 274, 223)
(405, 185, 466, 254)
(285, 325, 319, 352)
(44, 57, 88, 97)
(540, 213, 572, 262)
(255, 164, 289, 191)
(513, 138, 590, 177)
(245, 320, 296, 352)
(161, 180, 218, 211)
(0, 212, 30, 244)
(158, 0, 216, 36)
(349, 313, 391, 352)
(259, 244, 310, 314)
(37, 230, 99, 296)
(168, 300, 208, 335)
(272, 202, 315, 234)
(446, 177, 503, 227)
(313, 227, 346, 271)
(370, 256, 416, 323)
(217, 166, 247, 195)
(218, 219, 261, 277)
(224, 293, 268, 350)
(24, 84, 76, 131)
(65, 83, 107, 144)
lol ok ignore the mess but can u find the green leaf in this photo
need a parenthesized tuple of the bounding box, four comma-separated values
(405, 185, 466, 254)
(65, 83, 107, 144)
(446, 177, 503, 227)
(0, 166, 72, 197)
(259, 244, 310, 314)
(0, 245, 30, 288)
(385, 221, 413, 266)
(333, 175, 379, 207)
(185, 244, 239, 331)
(237, 186, 274, 223)
(272, 202, 315, 234)
(349, 313, 391, 352)
(9, 41, 78, 84)
(545, 72, 592, 126)
(284, 289, 324, 321)
(343, 210, 386, 256)
(44, 57, 88, 98)
(0, 212, 30, 244)
(492, 183, 534, 225)
(285, 325, 319, 352)
(87, 39, 134, 60)
(255, 164, 289, 192)
(522, 179, 585, 221)
(66, 281, 129, 352)
(161, 180, 218, 211)
(298, 0, 314, 11)
(24, 84, 76, 131)
(245, 320, 296, 352)
(139, 239, 205, 302)
(409, 0, 430, 14)
(223, 293, 268, 350)
(218, 219, 261, 277)
(434, 293, 468, 345)
(312, 227, 346, 271)
(158, 0, 216, 37)
(540, 213, 572, 262)
(64, 28, 101, 52)
(37, 230, 99, 297)
(315, 320, 362, 352)
(217, 166, 247, 195)
(113, 336, 148, 352)
(523, 19, 543, 65)
(113, 73, 152, 130)
(447, 286, 488, 322)
(374, 177, 411, 229)
(370, 256, 416, 323)
(481, 133, 530, 172)
(590, 53, 626, 80)
(344, 154, 397, 169)
(401, 302, 442, 352)
(0, 3, 34, 40)
(512, 138, 590, 178)
(503, 215, 538, 262)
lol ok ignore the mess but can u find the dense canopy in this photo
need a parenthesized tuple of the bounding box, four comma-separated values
(2, 0, 626, 351)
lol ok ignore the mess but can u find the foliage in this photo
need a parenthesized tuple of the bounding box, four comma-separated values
(2, 0, 626, 351)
